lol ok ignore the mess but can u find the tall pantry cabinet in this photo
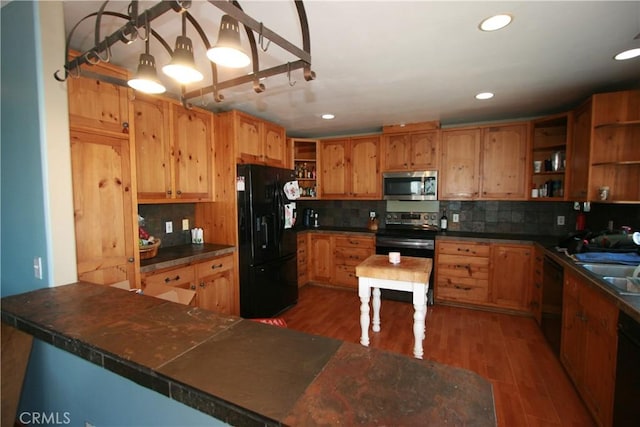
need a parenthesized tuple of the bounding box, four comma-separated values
(67, 60, 139, 287)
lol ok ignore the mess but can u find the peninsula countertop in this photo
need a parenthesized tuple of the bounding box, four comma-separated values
(1, 282, 496, 426)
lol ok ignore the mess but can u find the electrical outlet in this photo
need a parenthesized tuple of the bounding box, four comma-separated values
(33, 257, 42, 279)
(369, 211, 376, 218)
(165, 221, 173, 233)
(573, 202, 581, 210)
(452, 213, 460, 223)
(557, 215, 565, 226)
(182, 218, 189, 231)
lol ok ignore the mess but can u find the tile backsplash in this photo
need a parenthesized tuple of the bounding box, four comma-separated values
(138, 204, 196, 247)
(295, 200, 639, 236)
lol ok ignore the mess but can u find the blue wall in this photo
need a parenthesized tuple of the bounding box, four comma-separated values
(1, 3, 226, 425)
(1, 0, 49, 297)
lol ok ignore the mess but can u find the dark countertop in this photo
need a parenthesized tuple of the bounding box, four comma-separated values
(1, 282, 497, 427)
(140, 243, 236, 274)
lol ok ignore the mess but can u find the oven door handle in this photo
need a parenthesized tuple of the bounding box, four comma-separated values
(376, 237, 435, 250)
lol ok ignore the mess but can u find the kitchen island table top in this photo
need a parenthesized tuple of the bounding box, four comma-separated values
(1, 282, 495, 426)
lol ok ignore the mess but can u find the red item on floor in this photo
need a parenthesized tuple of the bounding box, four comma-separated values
(250, 318, 288, 328)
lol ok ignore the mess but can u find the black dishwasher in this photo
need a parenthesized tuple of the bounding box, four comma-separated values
(613, 311, 640, 426)
(541, 255, 564, 355)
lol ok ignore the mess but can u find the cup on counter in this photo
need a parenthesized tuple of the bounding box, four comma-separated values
(533, 161, 542, 173)
(389, 252, 401, 264)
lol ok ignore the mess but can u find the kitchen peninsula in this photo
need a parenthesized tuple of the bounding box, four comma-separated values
(1, 282, 496, 426)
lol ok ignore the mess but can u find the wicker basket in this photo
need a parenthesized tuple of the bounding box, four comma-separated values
(139, 239, 161, 260)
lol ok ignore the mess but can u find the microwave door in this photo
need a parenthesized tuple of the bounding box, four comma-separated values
(424, 176, 437, 198)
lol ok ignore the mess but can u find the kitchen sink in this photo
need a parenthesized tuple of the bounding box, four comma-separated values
(578, 263, 640, 296)
(579, 263, 637, 278)
(602, 277, 640, 295)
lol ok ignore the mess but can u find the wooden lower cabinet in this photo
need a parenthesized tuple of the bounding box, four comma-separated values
(142, 253, 236, 315)
(307, 233, 375, 289)
(435, 240, 490, 304)
(308, 234, 333, 283)
(490, 244, 532, 311)
(530, 246, 544, 324)
(297, 233, 308, 287)
(435, 240, 533, 314)
(333, 235, 375, 288)
(561, 269, 618, 427)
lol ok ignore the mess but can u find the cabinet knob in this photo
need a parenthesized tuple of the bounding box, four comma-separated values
(200, 282, 205, 288)
(128, 257, 134, 263)
(122, 122, 129, 134)
(176, 190, 182, 195)
(191, 284, 196, 290)
(167, 190, 172, 195)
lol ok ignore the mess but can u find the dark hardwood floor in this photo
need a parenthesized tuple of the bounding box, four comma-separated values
(280, 284, 595, 427)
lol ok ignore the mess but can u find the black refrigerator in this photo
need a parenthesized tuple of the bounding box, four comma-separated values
(237, 164, 298, 318)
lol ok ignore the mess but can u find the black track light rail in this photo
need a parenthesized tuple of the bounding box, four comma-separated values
(56, 0, 314, 105)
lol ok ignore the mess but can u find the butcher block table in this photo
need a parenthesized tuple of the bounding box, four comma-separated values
(356, 254, 432, 359)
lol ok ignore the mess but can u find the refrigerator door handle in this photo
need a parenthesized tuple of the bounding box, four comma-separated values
(260, 216, 269, 248)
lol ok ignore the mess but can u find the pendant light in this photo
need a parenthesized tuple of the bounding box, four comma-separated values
(162, 14, 203, 84)
(128, 36, 166, 94)
(206, 14, 250, 68)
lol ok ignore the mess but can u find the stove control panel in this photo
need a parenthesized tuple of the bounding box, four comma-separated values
(385, 211, 439, 227)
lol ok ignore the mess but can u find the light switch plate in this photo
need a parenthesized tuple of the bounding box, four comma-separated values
(452, 213, 460, 223)
(557, 215, 565, 226)
(182, 218, 189, 231)
(165, 221, 173, 233)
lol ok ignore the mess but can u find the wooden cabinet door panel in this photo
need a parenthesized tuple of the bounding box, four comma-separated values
(440, 129, 481, 199)
(309, 235, 333, 282)
(383, 134, 411, 170)
(133, 96, 172, 200)
(411, 131, 439, 170)
(567, 99, 592, 201)
(173, 107, 212, 200)
(198, 269, 234, 314)
(334, 265, 358, 288)
(70, 130, 136, 285)
(236, 112, 262, 163)
(319, 139, 348, 198)
(68, 75, 129, 134)
(481, 125, 529, 199)
(560, 272, 586, 389)
(263, 122, 287, 168)
(490, 244, 531, 310)
(350, 136, 380, 198)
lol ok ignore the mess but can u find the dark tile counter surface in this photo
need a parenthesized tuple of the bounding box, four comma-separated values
(140, 243, 235, 274)
(1, 282, 497, 427)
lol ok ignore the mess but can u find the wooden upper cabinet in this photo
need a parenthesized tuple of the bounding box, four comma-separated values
(172, 105, 213, 200)
(350, 135, 380, 198)
(132, 95, 172, 200)
(440, 128, 481, 199)
(319, 135, 380, 199)
(319, 138, 348, 197)
(567, 98, 592, 201)
(228, 110, 288, 168)
(263, 122, 287, 168)
(70, 129, 137, 286)
(383, 130, 439, 171)
(133, 98, 213, 202)
(480, 124, 529, 199)
(67, 62, 130, 135)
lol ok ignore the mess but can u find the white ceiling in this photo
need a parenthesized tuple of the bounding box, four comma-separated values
(62, 1, 640, 138)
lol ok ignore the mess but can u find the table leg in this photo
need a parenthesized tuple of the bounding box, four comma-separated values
(372, 287, 381, 332)
(359, 286, 371, 347)
(413, 303, 426, 359)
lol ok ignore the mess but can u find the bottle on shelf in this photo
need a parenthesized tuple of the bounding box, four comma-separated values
(440, 209, 448, 231)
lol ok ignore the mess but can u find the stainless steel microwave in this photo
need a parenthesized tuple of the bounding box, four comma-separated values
(383, 171, 438, 201)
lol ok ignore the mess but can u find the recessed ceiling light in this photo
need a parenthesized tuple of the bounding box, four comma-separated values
(479, 14, 513, 32)
(475, 92, 494, 100)
(321, 113, 335, 120)
(614, 48, 640, 60)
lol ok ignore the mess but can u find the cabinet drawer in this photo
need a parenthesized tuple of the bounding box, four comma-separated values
(144, 265, 195, 288)
(334, 235, 374, 249)
(196, 255, 234, 278)
(438, 241, 490, 257)
(436, 276, 489, 302)
(334, 265, 358, 288)
(334, 246, 372, 266)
